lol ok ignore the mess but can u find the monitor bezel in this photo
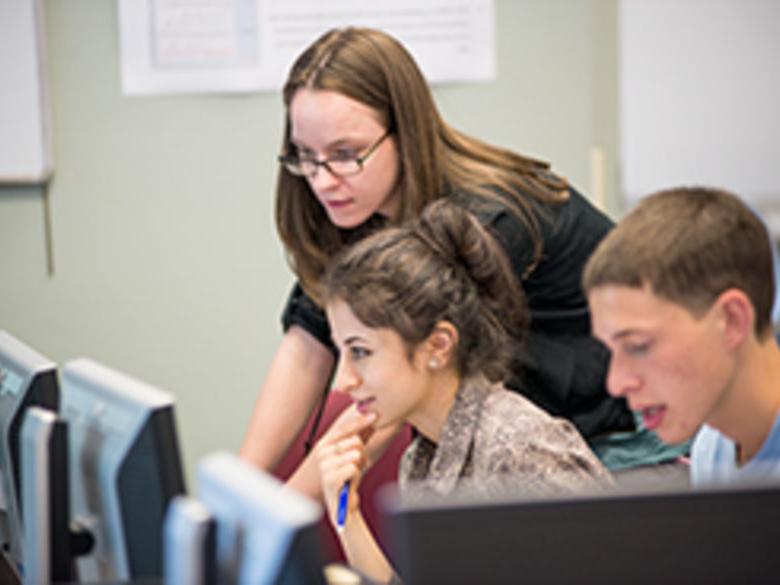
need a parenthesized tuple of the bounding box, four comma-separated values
(0, 330, 59, 578)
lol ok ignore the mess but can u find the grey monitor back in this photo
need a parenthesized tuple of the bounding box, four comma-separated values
(60, 357, 185, 581)
(196, 451, 326, 585)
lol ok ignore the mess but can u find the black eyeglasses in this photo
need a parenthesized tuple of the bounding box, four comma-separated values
(278, 130, 391, 179)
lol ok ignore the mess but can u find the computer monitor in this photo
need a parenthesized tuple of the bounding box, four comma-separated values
(25, 357, 187, 582)
(0, 330, 59, 579)
(163, 495, 216, 585)
(20, 406, 71, 584)
(386, 482, 780, 585)
(174, 451, 326, 585)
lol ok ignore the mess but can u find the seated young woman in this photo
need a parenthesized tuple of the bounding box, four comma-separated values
(314, 199, 612, 583)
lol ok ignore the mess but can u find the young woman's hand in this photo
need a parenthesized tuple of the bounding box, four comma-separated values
(315, 404, 377, 528)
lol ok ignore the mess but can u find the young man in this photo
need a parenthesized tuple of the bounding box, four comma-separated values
(582, 187, 780, 485)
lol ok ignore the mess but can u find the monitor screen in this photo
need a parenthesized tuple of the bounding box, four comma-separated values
(194, 451, 326, 585)
(386, 482, 780, 585)
(0, 330, 58, 579)
(58, 357, 186, 581)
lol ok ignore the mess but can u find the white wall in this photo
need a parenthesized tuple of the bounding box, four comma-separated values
(620, 0, 780, 206)
(0, 0, 618, 484)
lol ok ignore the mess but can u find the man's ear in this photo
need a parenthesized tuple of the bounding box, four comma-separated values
(715, 289, 755, 350)
(424, 321, 459, 370)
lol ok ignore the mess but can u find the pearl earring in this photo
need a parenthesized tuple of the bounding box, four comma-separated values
(428, 358, 439, 370)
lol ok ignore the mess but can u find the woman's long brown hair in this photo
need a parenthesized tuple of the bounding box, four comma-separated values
(276, 27, 568, 303)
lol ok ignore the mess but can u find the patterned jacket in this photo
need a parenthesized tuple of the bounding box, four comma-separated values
(399, 375, 613, 500)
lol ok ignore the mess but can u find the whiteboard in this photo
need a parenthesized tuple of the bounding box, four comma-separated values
(619, 0, 780, 206)
(0, 0, 53, 184)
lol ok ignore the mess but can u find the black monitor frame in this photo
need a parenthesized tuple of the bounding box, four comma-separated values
(0, 330, 59, 580)
(20, 406, 73, 584)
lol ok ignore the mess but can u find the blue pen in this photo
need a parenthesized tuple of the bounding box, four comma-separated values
(336, 481, 350, 531)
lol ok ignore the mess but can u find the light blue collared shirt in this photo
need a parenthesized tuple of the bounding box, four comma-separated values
(691, 411, 780, 486)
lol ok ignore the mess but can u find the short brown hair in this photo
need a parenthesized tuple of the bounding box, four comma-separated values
(583, 187, 775, 338)
(276, 27, 568, 303)
(324, 199, 528, 382)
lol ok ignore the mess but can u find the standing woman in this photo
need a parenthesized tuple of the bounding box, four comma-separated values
(317, 200, 611, 583)
(240, 27, 639, 485)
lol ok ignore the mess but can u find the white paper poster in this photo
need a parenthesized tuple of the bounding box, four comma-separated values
(118, 0, 495, 95)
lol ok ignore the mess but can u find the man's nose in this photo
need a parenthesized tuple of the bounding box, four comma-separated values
(606, 356, 641, 398)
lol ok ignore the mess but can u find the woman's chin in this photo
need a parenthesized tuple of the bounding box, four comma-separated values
(325, 207, 367, 229)
(372, 413, 399, 431)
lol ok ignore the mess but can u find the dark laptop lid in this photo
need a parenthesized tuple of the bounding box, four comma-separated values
(384, 481, 780, 585)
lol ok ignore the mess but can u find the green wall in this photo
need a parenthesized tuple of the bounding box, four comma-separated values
(0, 0, 619, 485)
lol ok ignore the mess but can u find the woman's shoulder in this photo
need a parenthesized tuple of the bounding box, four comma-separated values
(471, 389, 611, 492)
(445, 188, 508, 224)
(280, 282, 335, 351)
(480, 387, 581, 440)
(478, 389, 606, 467)
(445, 185, 611, 249)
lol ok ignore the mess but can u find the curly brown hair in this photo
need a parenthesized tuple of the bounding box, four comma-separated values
(324, 199, 528, 382)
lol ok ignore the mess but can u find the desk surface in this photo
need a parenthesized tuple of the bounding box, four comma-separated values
(0, 548, 359, 585)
